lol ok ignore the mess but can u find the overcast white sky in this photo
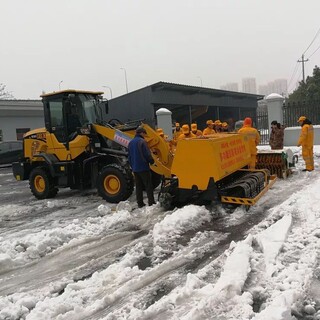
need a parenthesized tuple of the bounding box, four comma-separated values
(1, 0, 320, 99)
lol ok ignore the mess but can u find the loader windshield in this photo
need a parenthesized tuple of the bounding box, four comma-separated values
(76, 94, 102, 125)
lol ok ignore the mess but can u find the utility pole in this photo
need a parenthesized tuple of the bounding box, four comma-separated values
(298, 54, 309, 83)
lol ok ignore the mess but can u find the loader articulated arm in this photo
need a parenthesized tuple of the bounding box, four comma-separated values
(141, 124, 173, 178)
(92, 123, 173, 178)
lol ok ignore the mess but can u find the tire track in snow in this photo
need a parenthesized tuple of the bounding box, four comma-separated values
(0, 230, 147, 297)
(81, 232, 224, 320)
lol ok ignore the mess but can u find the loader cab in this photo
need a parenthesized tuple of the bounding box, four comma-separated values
(41, 90, 104, 143)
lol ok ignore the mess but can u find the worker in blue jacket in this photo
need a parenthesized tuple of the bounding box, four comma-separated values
(128, 127, 156, 208)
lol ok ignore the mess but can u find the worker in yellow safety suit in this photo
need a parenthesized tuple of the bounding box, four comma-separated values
(156, 128, 168, 140)
(214, 120, 222, 133)
(297, 116, 314, 171)
(238, 117, 260, 168)
(178, 124, 196, 140)
(221, 122, 229, 132)
(191, 123, 202, 136)
(173, 122, 181, 140)
(203, 120, 216, 136)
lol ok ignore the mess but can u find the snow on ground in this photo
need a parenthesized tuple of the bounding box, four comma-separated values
(0, 146, 320, 319)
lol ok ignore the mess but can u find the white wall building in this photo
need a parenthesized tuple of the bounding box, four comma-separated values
(0, 100, 43, 141)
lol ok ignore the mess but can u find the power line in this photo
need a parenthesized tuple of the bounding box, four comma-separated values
(303, 26, 320, 55)
(287, 62, 300, 89)
(287, 26, 320, 94)
(307, 43, 320, 59)
(288, 70, 303, 93)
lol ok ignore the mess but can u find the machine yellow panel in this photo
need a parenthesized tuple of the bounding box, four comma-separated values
(24, 127, 47, 137)
(171, 134, 251, 190)
(46, 134, 90, 161)
(23, 129, 49, 160)
(24, 130, 90, 162)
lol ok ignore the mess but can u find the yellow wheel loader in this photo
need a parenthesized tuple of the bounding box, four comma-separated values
(12, 90, 139, 203)
(13, 89, 276, 209)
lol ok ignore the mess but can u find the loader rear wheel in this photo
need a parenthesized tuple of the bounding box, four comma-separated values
(97, 164, 134, 203)
(29, 168, 58, 199)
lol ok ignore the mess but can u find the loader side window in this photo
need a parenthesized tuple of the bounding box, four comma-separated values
(49, 101, 64, 127)
(49, 101, 66, 142)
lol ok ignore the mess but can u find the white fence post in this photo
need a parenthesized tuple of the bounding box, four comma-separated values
(156, 108, 173, 139)
(265, 93, 284, 130)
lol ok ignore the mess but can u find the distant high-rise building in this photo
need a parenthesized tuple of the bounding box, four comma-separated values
(267, 82, 275, 95)
(242, 78, 257, 94)
(258, 79, 288, 97)
(220, 82, 239, 92)
(258, 85, 269, 96)
(273, 79, 287, 97)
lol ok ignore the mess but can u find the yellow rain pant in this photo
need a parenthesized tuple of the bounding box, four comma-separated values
(302, 147, 314, 171)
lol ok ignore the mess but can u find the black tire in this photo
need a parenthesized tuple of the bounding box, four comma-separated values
(29, 167, 58, 200)
(97, 164, 134, 203)
(47, 187, 59, 198)
(159, 192, 174, 210)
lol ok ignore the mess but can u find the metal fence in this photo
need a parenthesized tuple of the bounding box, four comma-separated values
(256, 100, 320, 145)
(256, 109, 269, 145)
(283, 101, 320, 127)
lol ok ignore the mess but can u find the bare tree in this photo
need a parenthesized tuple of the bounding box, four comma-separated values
(0, 83, 14, 100)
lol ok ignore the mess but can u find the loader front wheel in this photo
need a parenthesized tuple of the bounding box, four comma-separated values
(97, 164, 134, 203)
(159, 192, 174, 211)
(29, 168, 58, 199)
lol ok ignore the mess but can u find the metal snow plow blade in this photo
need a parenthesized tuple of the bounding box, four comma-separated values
(256, 149, 296, 179)
(219, 169, 277, 206)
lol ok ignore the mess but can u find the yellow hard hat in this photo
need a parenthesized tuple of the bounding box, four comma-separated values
(297, 116, 306, 122)
(214, 120, 222, 125)
(181, 124, 190, 134)
(206, 120, 214, 125)
(222, 122, 228, 127)
(191, 123, 197, 130)
(156, 128, 164, 136)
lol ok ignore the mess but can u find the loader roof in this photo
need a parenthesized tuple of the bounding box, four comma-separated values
(40, 89, 104, 98)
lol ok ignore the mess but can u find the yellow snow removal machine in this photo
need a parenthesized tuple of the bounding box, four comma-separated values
(12, 89, 276, 209)
(159, 134, 277, 209)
